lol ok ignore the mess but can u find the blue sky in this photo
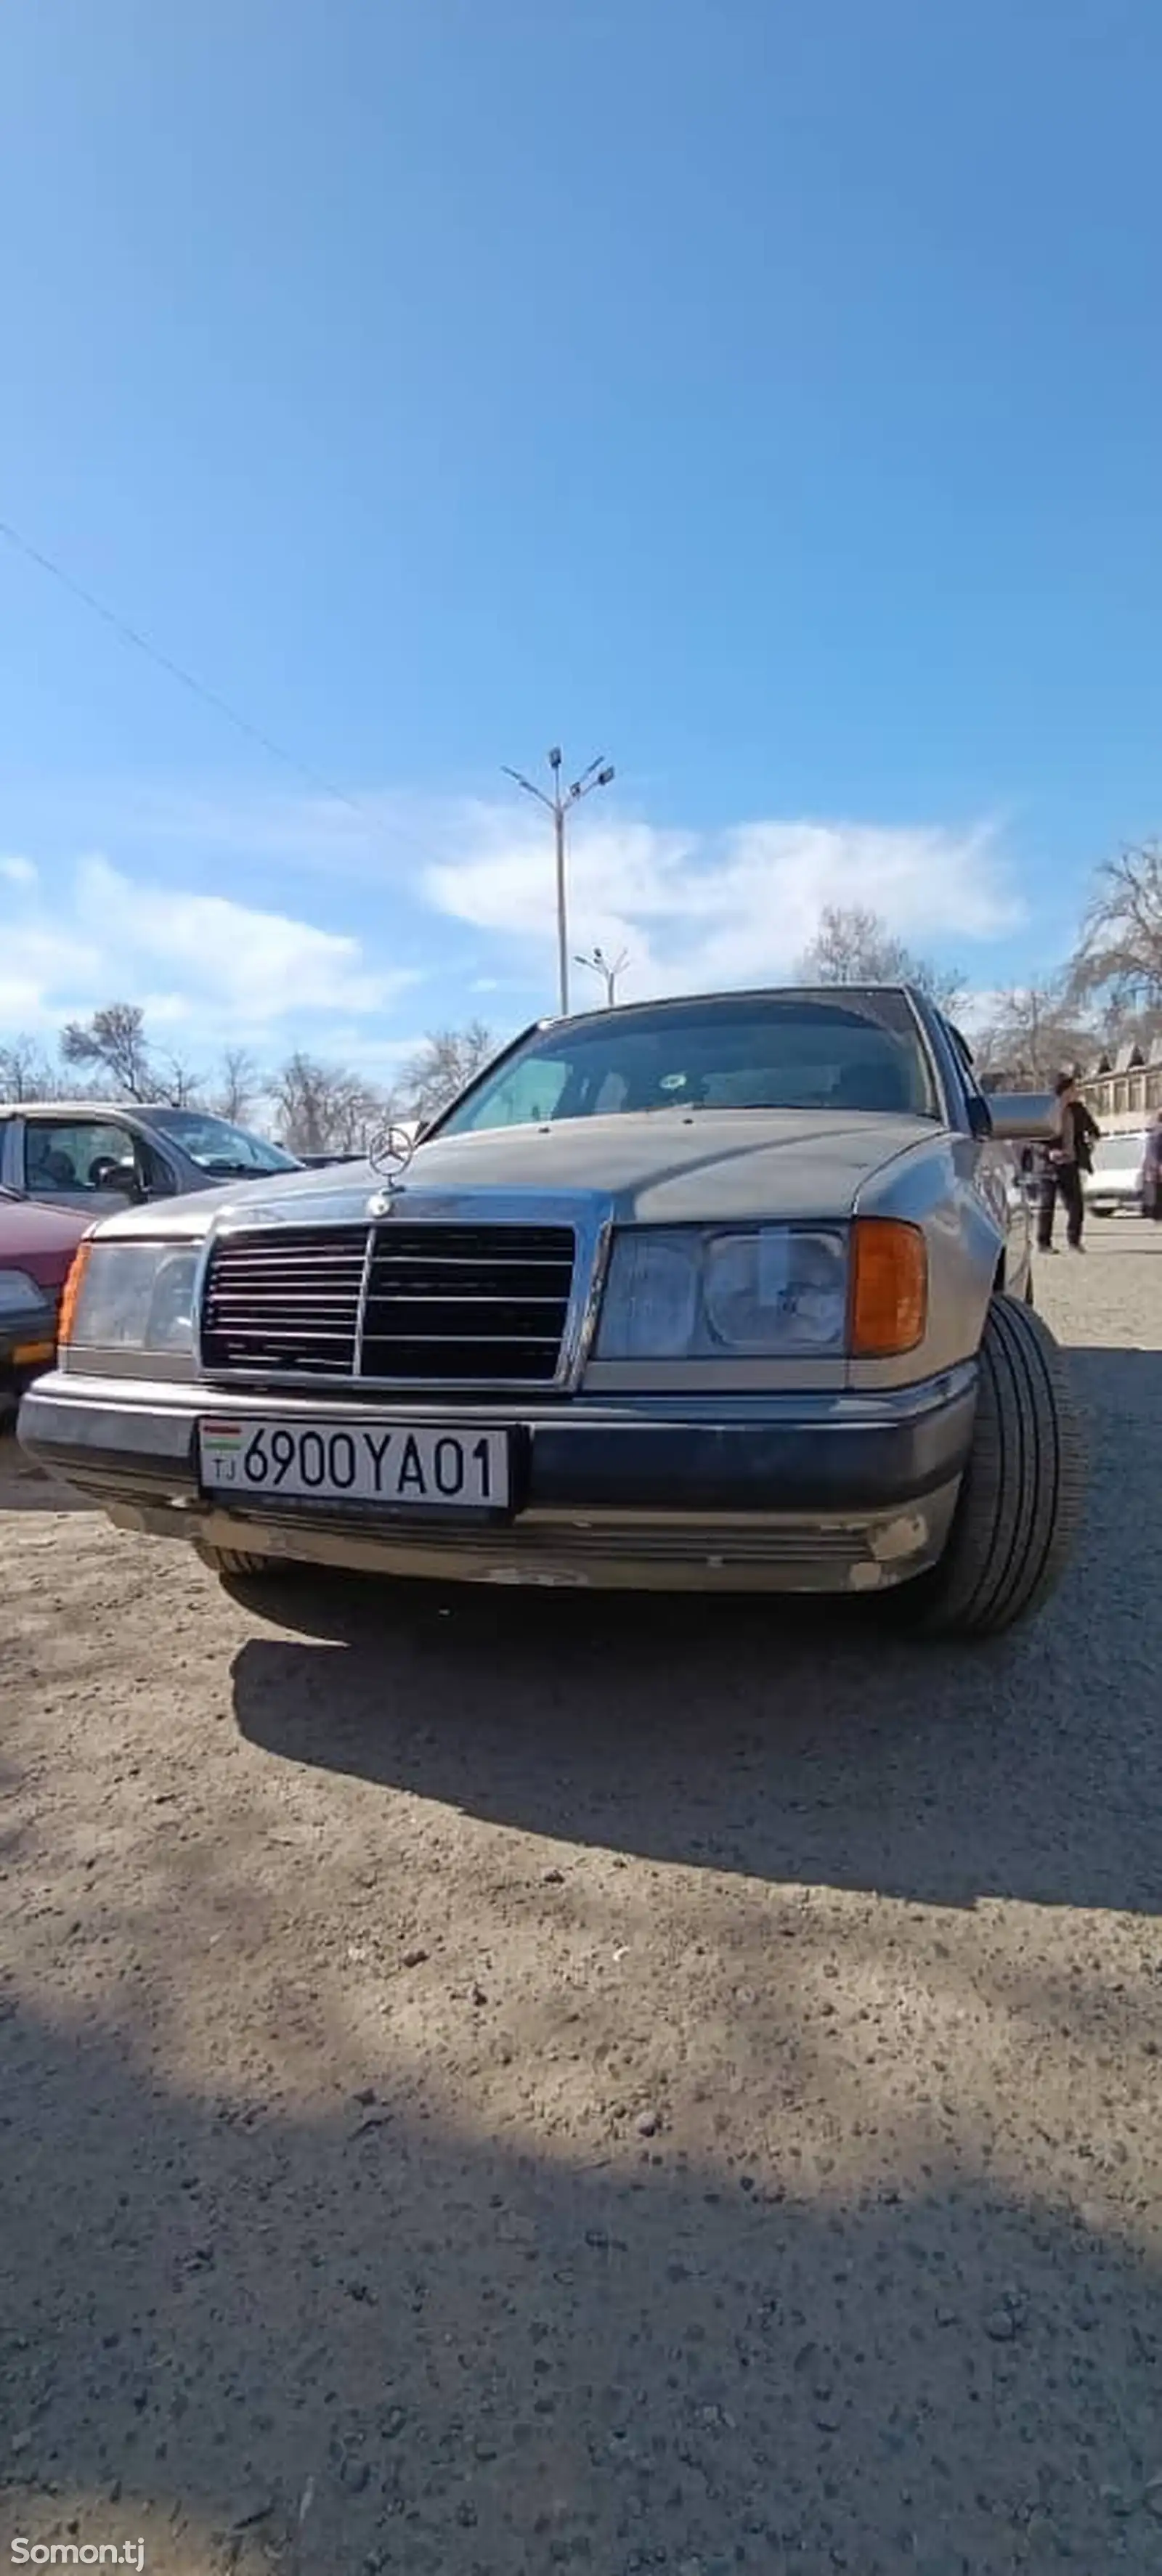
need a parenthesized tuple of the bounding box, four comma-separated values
(2, 0, 1160, 1077)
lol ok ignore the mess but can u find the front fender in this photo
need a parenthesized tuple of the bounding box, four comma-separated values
(850, 1133, 1003, 1390)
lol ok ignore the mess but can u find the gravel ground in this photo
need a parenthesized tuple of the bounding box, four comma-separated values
(1, 1231, 1161, 2575)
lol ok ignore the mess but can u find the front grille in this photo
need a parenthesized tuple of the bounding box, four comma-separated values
(201, 1227, 367, 1375)
(200, 1220, 578, 1386)
(360, 1223, 575, 1384)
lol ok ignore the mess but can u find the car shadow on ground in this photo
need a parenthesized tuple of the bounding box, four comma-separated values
(5, 1989, 1161, 2573)
(232, 1347, 1161, 1917)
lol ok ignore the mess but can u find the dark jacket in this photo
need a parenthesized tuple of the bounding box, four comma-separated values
(1049, 1099, 1100, 1173)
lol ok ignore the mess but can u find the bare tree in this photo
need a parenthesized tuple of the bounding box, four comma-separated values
(1069, 841, 1162, 1014)
(211, 1047, 262, 1125)
(270, 1053, 336, 1158)
(972, 983, 1095, 1085)
(60, 1002, 156, 1101)
(270, 1052, 399, 1158)
(401, 1022, 497, 1125)
(328, 1072, 401, 1154)
(795, 905, 964, 1011)
(1110, 1000, 1162, 1054)
(158, 1056, 206, 1109)
(0, 1033, 58, 1103)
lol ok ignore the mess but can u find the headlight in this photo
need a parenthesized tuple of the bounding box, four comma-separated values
(596, 1226, 850, 1360)
(61, 1242, 200, 1356)
(0, 1268, 48, 1316)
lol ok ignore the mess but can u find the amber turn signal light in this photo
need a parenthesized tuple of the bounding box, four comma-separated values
(55, 1242, 92, 1349)
(850, 1219, 927, 1356)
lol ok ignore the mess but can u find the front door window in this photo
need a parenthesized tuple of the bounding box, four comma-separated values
(22, 1119, 171, 1207)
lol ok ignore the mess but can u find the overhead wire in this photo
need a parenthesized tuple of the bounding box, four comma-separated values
(0, 510, 447, 875)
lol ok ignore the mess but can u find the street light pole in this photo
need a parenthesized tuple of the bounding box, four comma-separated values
(503, 746, 615, 1016)
(574, 944, 630, 1007)
(552, 767, 569, 1023)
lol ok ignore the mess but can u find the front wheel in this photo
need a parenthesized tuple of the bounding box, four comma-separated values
(195, 1541, 283, 1579)
(891, 1296, 1084, 1639)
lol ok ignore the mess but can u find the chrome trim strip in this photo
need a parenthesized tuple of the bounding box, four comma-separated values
(38, 1356, 978, 1425)
(192, 1221, 221, 1376)
(572, 1214, 614, 1379)
(352, 1223, 376, 1376)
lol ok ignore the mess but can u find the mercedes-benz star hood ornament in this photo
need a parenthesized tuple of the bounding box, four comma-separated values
(366, 1122, 417, 1212)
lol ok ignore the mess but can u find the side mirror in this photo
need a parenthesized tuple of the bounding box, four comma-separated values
(90, 1156, 146, 1199)
(983, 1091, 1060, 1144)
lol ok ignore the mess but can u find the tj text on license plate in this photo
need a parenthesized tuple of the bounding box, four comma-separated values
(198, 1417, 511, 1511)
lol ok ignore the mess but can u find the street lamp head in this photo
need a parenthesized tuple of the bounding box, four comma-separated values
(503, 763, 552, 809)
(548, 746, 562, 770)
(596, 765, 615, 788)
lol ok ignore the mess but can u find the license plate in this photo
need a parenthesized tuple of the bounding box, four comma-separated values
(198, 1417, 511, 1512)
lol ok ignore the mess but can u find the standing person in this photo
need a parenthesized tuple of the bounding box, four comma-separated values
(1142, 1108, 1162, 1221)
(1037, 1072, 1099, 1253)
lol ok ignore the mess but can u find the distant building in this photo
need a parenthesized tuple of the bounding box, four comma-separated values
(1078, 1037, 1162, 1133)
(976, 1037, 1162, 1134)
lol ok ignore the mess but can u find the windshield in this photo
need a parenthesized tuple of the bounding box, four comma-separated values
(439, 992, 938, 1134)
(147, 1110, 299, 1175)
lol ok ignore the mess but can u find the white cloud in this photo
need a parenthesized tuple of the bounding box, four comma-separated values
(425, 804, 1024, 997)
(0, 788, 1028, 1079)
(0, 852, 416, 1046)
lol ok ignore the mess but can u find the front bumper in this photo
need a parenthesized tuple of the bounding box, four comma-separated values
(17, 1364, 978, 1594)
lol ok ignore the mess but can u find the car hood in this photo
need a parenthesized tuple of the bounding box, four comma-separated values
(92, 1109, 941, 1236)
(407, 1111, 942, 1220)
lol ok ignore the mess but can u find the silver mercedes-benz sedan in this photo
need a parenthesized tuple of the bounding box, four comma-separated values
(17, 985, 1081, 1637)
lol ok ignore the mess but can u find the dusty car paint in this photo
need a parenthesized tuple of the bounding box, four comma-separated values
(63, 1099, 1027, 1398)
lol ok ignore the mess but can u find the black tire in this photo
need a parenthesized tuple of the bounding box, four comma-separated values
(892, 1295, 1084, 1639)
(195, 1541, 282, 1578)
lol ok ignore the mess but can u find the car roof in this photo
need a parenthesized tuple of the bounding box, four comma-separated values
(0, 1099, 172, 1120)
(537, 982, 922, 1035)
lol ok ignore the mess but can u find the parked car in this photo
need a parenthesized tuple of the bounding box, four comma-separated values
(18, 984, 1081, 1639)
(1083, 1129, 1149, 1217)
(0, 1102, 300, 1221)
(0, 1186, 90, 1417)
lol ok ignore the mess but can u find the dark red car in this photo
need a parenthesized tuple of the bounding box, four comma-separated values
(0, 1186, 89, 1417)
